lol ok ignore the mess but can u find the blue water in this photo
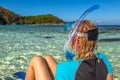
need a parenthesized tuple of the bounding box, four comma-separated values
(0, 25, 120, 79)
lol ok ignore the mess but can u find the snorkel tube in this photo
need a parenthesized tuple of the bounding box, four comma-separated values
(64, 4, 100, 61)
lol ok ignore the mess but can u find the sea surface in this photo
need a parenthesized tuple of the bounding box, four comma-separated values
(0, 25, 120, 80)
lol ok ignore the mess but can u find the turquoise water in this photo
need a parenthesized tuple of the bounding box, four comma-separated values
(0, 25, 120, 79)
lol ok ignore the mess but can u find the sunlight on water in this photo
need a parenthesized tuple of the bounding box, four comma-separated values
(0, 25, 120, 79)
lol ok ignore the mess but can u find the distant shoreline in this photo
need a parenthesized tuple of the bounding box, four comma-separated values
(0, 23, 66, 26)
(1, 23, 120, 26)
(24, 23, 65, 26)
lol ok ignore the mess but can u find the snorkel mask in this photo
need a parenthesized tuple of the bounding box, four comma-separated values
(64, 5, 100, 53)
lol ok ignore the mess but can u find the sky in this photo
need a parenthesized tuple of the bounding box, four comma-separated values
(0, 0, 120, 25)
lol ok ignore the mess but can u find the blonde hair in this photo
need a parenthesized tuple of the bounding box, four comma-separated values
(71, 20, 98, 59)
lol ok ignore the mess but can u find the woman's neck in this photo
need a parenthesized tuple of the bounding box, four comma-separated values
(79, 51, 94, 60)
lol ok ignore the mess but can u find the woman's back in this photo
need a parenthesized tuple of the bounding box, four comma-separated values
(55, 53, 112, 80)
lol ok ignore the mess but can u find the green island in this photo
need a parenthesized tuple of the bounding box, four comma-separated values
(0, 6, 65, 25)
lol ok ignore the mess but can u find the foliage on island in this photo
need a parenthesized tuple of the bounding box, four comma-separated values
(0, 6, 65, 25)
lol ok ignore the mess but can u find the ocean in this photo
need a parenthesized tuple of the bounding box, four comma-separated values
(0, 25, 120, 80)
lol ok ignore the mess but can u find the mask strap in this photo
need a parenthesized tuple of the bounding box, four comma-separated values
(87, 28, 99, 41)
(76, 28, 99, 41)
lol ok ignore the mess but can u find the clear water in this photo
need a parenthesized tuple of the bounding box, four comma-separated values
(0, 25, 120, 79)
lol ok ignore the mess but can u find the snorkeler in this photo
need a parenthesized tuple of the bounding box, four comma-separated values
(25, 20, 113, 80)
(25, 5, 113, 80)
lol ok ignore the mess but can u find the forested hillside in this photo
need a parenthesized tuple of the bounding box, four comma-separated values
(0, 6, 65, 25)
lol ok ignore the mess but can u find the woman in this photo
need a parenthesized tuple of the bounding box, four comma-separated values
(25, 20, 113, 80)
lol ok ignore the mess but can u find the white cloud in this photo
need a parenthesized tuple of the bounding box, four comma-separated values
(96, 20, 102, 23)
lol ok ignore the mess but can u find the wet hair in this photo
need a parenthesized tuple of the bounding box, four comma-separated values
(71, 20, 98, 59)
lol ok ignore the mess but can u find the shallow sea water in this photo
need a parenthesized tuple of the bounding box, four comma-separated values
(0, 25, 120, 80)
